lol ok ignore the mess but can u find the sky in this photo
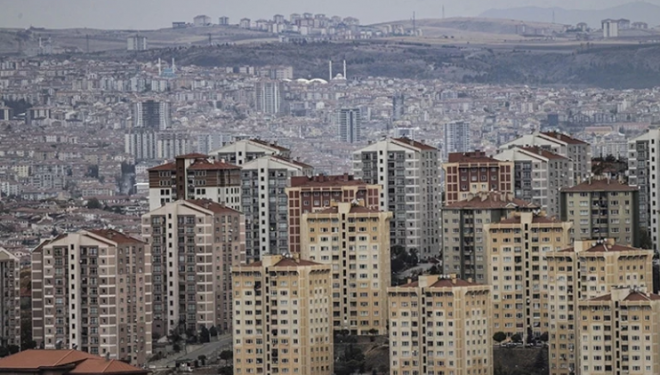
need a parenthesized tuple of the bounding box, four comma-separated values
(0, 0, 655, 30)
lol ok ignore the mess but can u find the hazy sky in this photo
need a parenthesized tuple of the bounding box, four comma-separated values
(0, 0, 655, 30)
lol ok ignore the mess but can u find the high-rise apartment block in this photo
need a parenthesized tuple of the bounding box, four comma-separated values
(495, 146, 571, 216)
(285, 174, 380, 254)
(232, 255, 333, 375)
(628, 129, 659, 250)
(211, 138, 290, 166)
(301, 201, 391, 334)
(124, 129, 157, 161)
(443, 121, 471, 160)
(127, 35, 148, 51)
(255, 80, 284, 115)
(0, 249, 20, 348)
(392, 93, 404, 121)
(32, 230, 152, 365)
(147, 153, 241, 211)
(388, 275, 492, 375)
(241, 155, 313, 261)
(141, 199, 245, 338)
(545, 239, 652, 375)
(133, 100, 170, 130)
(443, 151, 514, 205)
(337, 108, 361, 143)
(500, 131, 591, 183)
(560, 178, 639, 247)
(442, 192, 538, 282)
(578, 287, 660, 375)
(485, 212, 572, 340)
(353, 138, 441, 257)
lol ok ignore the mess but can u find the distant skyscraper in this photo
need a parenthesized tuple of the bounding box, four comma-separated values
(443, 121, 470, 160)
(254, 81, 284, 114)
(156, 132, 193, 160)
(125, 129, 157, 161)
(133, 100, 170, 130)
(337, 108, 361, 143)
(392, 93, 404, 121)
(628, 129, 658, 249)
(127, 35, 148, 51)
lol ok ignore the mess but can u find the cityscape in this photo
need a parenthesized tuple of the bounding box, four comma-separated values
(4, 1, 660, 375)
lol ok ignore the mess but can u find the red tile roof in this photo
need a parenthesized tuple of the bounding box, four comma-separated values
(0, 349, 96, 370)
(250, 139, 290, 152)
(147, 162, 175, 172)
(187, 159, 240, 170)
(559, 242, 642, 253)
(561, 178, 637, 193)
(444, 192, 538, 209)
(88, 229, 144, 244)
(186, 199, 241, 214)
(429, 277, 481, 288)
(446, 152, 501, 164)
(393, 137, 437, 151)
(175, 153, 208, 159)
(624, 291, 660, 302)
(519, 146, 567, 160)
(271, 155, 313, 169)
(68, 358, 149, 374)
(542, 131, 588, 145)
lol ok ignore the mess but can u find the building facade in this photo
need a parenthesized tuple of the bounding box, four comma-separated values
(337, 108, 361, 143)
(255, 81, 284, 115)
(545, 239, 652, 375)
(232, 255, 333, 375)
(485, 212, 572, 340)
(388, 275, 493, 375)
(628, 129, 658, 250)
(560, 178, 639, 247)
(133, 100, 170, 130)
(211, 138, 290, 166)
(141, 199, 245, 338)
(301, 201, 391, 335)
(31, 230, 152, 365)
(353, 138, 441, 257)
(443, 121, 471, 160)
(0, 249, 20, 348)
(443, 151, 514, 205)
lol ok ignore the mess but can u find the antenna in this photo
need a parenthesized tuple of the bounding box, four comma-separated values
(158, 58, 162, 75)
(343, 60, 346, 80)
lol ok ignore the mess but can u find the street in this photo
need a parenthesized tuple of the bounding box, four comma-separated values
(150, 334, 233, 368)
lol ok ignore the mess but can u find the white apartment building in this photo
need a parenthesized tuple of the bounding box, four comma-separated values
(210, 138, 290, 166)
(628, 129, 659, 250)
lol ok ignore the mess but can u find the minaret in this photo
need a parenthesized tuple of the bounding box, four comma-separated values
(343, 60, 346, 80)
(158, 58, 162, 75)
(329, 60, 332, 81)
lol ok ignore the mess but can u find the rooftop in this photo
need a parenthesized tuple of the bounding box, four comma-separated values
(519, 146, 567, 160)
(147, 162, 175, 172)
(250, 138, 290, 152)
(444, 192, 538, 210)
(245, 257, 322, 268)
(290, 174, 367, 188)
(0, 350, 149, 374)
(497, 215, 563, 224)
(559, 242, 641, 253)
(186, 199, 240, 214)
(542, 131, 588, 145)
(315, 204, 380, 214)
(87, 229, 144, 244)
(187, 158, 240, 170)
(392, 137, 437, 151)
(446, 151, 501, 164)
(561, 178, 637, 193)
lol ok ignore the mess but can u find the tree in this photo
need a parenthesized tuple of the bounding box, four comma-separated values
(209, 326, 218, 338)
(219, 350, 233, 366)
(198, 355, 207, 366)
(7, 345, 19, 355)
(539, 331, 549, 342)
(493, 332, 507, 344)
(218, 366, 233, 375)
(172, 343, 181, 353)
(368, 328, 378, 342)
(526, 327, 535, 344)
(533, 348, 546, 372)
(200, 326, 210, 343)
(640, 230, 653, 250)
(511, 333, 523, 343)
(85, 198, 103, 210)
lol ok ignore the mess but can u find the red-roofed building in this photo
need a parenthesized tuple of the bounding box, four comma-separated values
(388, 274, 492, 375)
(285, 174, 380, 254)
(443, 151, 514, 205)
(210, 138, 290, 166)
(0, 349, 149, 375)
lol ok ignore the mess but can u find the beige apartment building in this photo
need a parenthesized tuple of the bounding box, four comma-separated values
(0, 248, 20, 348)
(485, 212, 572, 340)
(560, 178, 640, 247)
(578, 287, 660, 375)
(442, 191, 538, 283)
(301, 201, 391, 335)
(31, 230, 152, 366)
(388, 274, 493, 375)
(141, 199, 245, 338)
(545, 239, 652, 375)
(232, 255, 333, 375)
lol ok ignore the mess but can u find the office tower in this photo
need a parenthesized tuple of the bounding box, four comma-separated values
(156, 132, 193, 160)
(141, 199, 245, 338)
(392, 93, 404, 121)
(0, 106, 12, 121)
(388, 275, 492, 375)
(500, 131, 592, 183)
(133, 100, 170, 130)
(442, 192, 538, 282)
(126, 35, 148, 51)
(232, 255, 333, 375)
(301, 201, 391, 335)
(285, 174, 381, 254)
(0, 249, 20, 348)
(495, 146, 572, 217)
(443, 151, 514, 205)
(254, 80, 284, 115)
(337, 108, 361, 143)
(628, 129, 658, 250)
(353, 138, 441, 257)
(443, 121, 470, 160)
(560, 178, 639, 247)
(485, 212, 572, 340)
(147, 153, 241, 211)
(31, 230, 152, 365)
(241, 155, 313, 261)
(545, 239, 653, 375)
(578, 287, 660, 375)
(125, 129, 157, 161)
(211, 138, 290, 166)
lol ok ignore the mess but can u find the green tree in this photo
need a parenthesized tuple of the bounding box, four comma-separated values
(219, 350, 233, 366)
(533, 348, 546, 372)
(200, 326, 210, 343)
(493, 331, 507, 344)
(511, 333, 523, 343)
(209, 326, 218, 337)
(218, 366, 233, 375)
(539, 331, 549, 342)
(85, 198, 103, 210)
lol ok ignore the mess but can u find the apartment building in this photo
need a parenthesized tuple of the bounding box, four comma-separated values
(495, 146, 572, 216)
(241, 155, 313, 261)
(388, 274, 492, 375)
(0, 249, 20, 348)
(232, 255, 333, 375)
(443, 121, 471, 160)
(545, 238, 653, 375)
(147, 153, 241, 211)
(211, 138, 290, 166)
(500, 131, 592, 183)
(133, 99, 170, 130)
(578, 287, 660, 375)
(286, 174, 380, 254)
(485, 212, 572, 340)
(353, 138, 441, 257)
(255, 81, 285, 115)
(141, 199, 245, 338)
(301, 201, 391, 335)
(31, 230, 152, 365)
(442, 192, 538, 282)
(560, 178, 639, 247)
(337, 108, 361, 143)
(443, 151, 514, 205)
(628, 129, 659, 250)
